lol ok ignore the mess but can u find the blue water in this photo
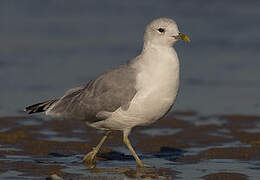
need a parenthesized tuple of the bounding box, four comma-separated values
(0, 0, 260, 116)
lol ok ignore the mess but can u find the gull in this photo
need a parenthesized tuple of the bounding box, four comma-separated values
(25, 17, 190, 169)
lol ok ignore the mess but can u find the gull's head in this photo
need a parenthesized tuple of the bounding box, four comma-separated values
(144, 18, 190, 47)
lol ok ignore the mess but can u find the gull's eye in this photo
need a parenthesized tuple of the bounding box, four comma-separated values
(158, 28, 165, 33)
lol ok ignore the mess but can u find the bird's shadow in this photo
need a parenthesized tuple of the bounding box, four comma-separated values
(90, 166, 176, 179)
(45, 146, 183, 179)
(91, 146, 183, 179)
(98, 146, 185, 162)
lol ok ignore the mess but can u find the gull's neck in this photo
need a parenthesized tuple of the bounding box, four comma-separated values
(140, 42, 178, 64)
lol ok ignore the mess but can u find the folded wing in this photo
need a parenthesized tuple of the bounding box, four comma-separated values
(46, 64, 137, 122)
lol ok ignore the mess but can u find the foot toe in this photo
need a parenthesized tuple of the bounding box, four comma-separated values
(82, 151, 97, 169)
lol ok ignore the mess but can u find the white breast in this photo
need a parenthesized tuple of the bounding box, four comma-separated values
(91, 47, 180, 131)
(131, 47, 179, 123)
(110, 47, 179, 128)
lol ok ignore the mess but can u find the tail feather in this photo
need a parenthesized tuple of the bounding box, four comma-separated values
(25, 99, 58, 114)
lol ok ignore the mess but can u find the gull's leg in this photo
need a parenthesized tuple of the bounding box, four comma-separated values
(83, 130, 111, 169)
(123, 129, 149, 168)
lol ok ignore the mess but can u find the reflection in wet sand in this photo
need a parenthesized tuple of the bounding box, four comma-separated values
(91, 167, 175, 179)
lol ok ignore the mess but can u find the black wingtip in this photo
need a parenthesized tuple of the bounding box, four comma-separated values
(24, 106, 34, 114)
(24, 99, 58, 115)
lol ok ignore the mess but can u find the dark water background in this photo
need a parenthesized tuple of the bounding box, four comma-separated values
(1, 0, 260, 116)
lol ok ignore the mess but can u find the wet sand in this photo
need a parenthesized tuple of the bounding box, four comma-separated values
(0, 112, 259, 179)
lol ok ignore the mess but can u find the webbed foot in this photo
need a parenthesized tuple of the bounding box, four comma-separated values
(82, 148, 98, 169)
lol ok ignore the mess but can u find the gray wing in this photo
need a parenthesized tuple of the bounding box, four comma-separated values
(48, 64, 137, 122)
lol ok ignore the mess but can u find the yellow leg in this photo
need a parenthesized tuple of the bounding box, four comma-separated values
(123, 134, 149, 168)
(83, 131, 111, 169)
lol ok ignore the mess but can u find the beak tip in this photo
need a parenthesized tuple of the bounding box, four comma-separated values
(178, 33, 190, 42)
(183, 35, 190, 42)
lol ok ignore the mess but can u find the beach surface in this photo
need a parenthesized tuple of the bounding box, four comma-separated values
(0, 112, 259, 179)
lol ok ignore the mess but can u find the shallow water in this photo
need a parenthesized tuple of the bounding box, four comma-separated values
(0, 113, 259, 179)
(0, 1, 260, 179)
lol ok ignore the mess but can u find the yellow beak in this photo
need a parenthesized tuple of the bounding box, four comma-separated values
(174, 33, 190, 42)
